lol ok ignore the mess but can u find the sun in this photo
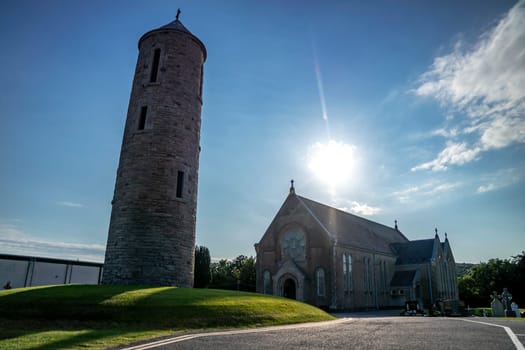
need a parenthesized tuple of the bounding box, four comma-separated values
(308, 140, 356, 188)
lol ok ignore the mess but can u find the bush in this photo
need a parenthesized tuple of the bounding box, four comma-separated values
(473, 307, 492, 317)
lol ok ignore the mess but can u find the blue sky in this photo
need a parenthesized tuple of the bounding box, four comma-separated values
(1, 1, 524, 264)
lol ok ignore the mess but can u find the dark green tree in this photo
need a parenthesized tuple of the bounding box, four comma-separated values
(238, 256, 256, 292)
(209, 255, 256, 292)
(193, 245, 211, 288)
(209, 259, 237, 290)
(458, 273, 481, 306)
(458, 252, 524, 307)
(511, 251, 525, 305)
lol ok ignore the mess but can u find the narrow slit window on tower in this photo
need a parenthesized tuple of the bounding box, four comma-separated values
(138, 106, 147, 130)
(150, 48, 161, 83)
(176, 171, 184, 198)
(199, 65, 204, 98)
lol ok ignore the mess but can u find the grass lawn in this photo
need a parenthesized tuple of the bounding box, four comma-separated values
(0, 285, 334, 349)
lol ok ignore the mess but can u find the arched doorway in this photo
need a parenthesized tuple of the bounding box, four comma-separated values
(283, 278, 296, 299)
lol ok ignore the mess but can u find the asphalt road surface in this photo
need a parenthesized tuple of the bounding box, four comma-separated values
(120, 317, 525, 350)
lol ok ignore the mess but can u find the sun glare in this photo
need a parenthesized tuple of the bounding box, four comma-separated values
(308, 140, 356, 188)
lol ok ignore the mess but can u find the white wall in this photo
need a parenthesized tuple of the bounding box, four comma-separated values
(70, 264, 101, 284)
(0, 258, 29, 288)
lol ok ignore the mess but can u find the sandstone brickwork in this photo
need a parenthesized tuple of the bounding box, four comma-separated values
(102, 18, 206, 287)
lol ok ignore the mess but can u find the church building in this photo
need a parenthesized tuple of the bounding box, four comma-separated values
(255, 182, 459, 311)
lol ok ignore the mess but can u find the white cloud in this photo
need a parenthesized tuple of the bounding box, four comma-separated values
(348, 201, 382, 216)
(391, 185, 421, 203)
(413, 1, 525, 171)
(0, 223, 27, 241)
(392, 181, 462, 203)
(425, 182, 461, 195)
(0, 222, 104, 262)
(480, 115, 525, 149)
(476, 167, 524, 193)
(411, 142, 482, 171)
(477, 184, 496, 193)
(432, 127, 459, 138)
(56, 201, 84, 208)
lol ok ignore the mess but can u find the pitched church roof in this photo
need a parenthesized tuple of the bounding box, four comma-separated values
(390, 269, 419, 287)
(294, 194, 409, 255)
(391, 239, 435, 265)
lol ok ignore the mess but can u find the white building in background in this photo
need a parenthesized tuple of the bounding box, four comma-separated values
(0, 254, 103, 289)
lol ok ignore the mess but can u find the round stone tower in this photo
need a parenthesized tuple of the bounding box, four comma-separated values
(102, 13, 206, 287)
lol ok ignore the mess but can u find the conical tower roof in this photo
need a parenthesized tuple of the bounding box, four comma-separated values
(159, 18, 192, 33)
(139, 13, 206, 60)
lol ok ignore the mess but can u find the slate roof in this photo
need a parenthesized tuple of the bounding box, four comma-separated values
(390, 270, 419, 287)
(160, 18, 192, 33)
(139, 18, 207, 59)
(296, 195, 409, 254)
(391, 239, 435, 265)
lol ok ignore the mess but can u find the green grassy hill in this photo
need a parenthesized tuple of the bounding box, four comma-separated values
(0, 285, 334, 349)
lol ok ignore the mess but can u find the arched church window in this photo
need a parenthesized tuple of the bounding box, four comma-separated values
(378, 260, 383, 291)
(316, 268, 325, 297)
(349, 254, 353, 291)
(343, 253, 353, 292)
(382, 261, 388, 292)
(444, 261, 451, 298)
(363, 257, 370, 292)
(263, 270, 272, 295)
(281, 230, 305, 260)
(343, 254, 347, 285)
(439, 261, 445, 297)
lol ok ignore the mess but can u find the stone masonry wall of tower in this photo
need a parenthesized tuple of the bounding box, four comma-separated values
(102, 19, 206, 286)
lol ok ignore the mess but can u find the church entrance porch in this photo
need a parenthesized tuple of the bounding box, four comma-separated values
(283, 278, 296, 299)
(273, 260, 305, 301)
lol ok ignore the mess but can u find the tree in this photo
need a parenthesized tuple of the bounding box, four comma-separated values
(458, 252, 524, 307)
(458, 273, 481, 306)
(511, 251, 525, 305)
(238, 256, 256, 292)
(194, 245, 211, 288)
(209, 259, 237, 290)
(209, 255, 257, 292)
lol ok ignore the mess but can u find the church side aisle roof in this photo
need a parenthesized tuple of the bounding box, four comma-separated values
(390, 269, 419, 287)
(391, 239, 435, 265)
(296, 195, 409, 255)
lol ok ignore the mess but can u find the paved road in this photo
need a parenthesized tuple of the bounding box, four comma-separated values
(121, 317, 525, 350)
